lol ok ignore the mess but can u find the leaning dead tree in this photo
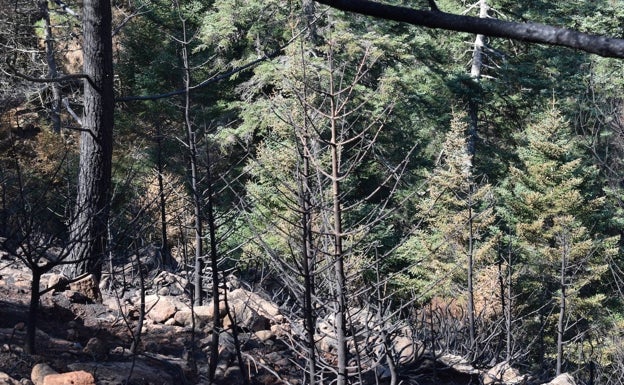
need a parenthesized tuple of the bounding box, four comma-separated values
(314, 0, 624, 59)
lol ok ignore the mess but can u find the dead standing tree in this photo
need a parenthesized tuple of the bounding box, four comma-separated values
(313, 0, 624, 59)
(243, 21, 419, 380)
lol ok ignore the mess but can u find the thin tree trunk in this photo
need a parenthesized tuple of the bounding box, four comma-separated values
(465, 2, 488, 359)
(25, 268, 41, 354)
(375, 257, 397, 385)
(205, 141, 222, 383)
(39, 0, 62, 133)
(299, 38, 318, 385)
(65, 0, 114, 283)
(538, 275, 547, 372)
(155, 125, 172, 267)
(329, 71, 348, 385)
(467, 0, 487, 156)
(130, 248, 146, 354)
(556, 236, 569, 376)
(506, 232, 513, 361)
(300, 133, 318, 385)
(178, 14, 203, 306)
(467, 187, 476, 355)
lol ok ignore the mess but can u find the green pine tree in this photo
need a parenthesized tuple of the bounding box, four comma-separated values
(394, 114, 497, 332)
(497, 106, 616, 374)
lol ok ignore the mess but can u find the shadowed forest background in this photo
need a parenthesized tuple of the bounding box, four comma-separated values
(2, 0, 624, 384)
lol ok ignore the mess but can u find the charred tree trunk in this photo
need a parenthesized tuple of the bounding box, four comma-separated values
(24, 267, 41, 354)
(467, 187, 476, 355)
(329, 77, 348, 385)
(314, 0, 624, 59)
(465, 1, 488, 358)
(299, 37, 318, 384)
(556, 235, 569, 376)
(65, 0, 114, 283)
(300, 130, 318, 385)
(205, 142, 222, 383)
(177, 14, 203, 306)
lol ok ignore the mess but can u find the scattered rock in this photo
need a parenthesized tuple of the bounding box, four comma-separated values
(42, 371, 95, 385)
(544, 373, 575, 385)
(438, 354, 479, 375)
(153, 271, 187, 296)
(270, 323, 288, 337)
(44, 274, 69, 293)
(144, 295, 179, 324)
(174, 304, 222, 327)
(69, 275, 102, 303)
(83, 337, 108, 360)
(483, 361, 525, 385)
(225, 274, 241, 290)
(157, 287, 170, 296)
(254, 330, 274, 342)
(226, 288, 282, 331)
(31, 363, 58, 385)
(392, 336, 423, 364)
(204, 302, 227, 319)
(173, 310, 196, 327)
(0, 371, 21, 385)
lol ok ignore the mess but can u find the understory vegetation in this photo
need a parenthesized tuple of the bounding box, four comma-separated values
(2, 0, 624, 384)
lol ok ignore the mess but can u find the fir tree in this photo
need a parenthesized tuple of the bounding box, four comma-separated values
(394, 113, 497, 358)
(497, 106, 616, 374)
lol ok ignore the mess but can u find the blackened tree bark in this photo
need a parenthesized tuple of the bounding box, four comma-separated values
(465, 0, 489, 357)
(326, 49, 348, 385)
(314, 0, 624, 58)
(64, 0, 114, 281)
(556, 233, 569, 376)
(176, 10, 203, 308)
(330, 100, 348, 385)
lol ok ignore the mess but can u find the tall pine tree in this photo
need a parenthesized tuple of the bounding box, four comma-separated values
(497, 106, 616, 375)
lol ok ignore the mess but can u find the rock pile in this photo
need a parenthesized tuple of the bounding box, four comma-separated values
(0, 258, 581, 385)
(483, 361, 526, 385)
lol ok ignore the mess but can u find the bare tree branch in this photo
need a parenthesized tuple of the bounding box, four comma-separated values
(314, 0, 624, 58)
(4, 62, 98, 90)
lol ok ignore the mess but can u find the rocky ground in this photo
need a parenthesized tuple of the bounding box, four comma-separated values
(0, 256, 301, 385)
(0, 249, 578, 385)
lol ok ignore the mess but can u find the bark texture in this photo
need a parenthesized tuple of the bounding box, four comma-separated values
(65, 0, 114, 280)
(314, 0, 624, 58)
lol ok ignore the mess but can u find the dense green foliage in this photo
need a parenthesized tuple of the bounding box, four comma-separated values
(3, 0, 624, 383)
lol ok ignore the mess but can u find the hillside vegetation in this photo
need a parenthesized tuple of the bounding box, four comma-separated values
(1, 0, 624, 384)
